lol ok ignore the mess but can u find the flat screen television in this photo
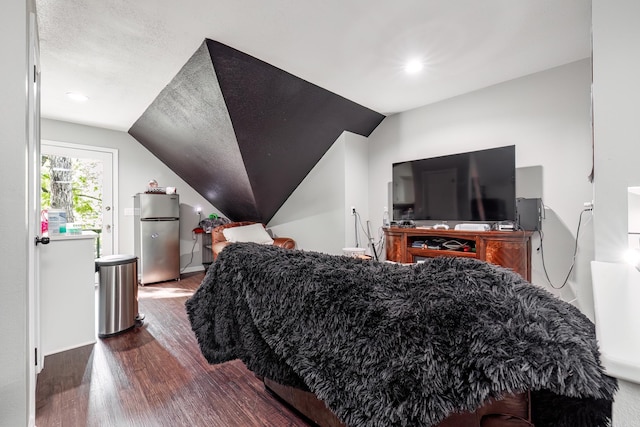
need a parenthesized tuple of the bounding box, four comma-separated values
(392, 145, 516, 223)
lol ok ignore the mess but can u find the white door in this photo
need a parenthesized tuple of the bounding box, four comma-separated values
(41, 141, 118, 256)
(27, 9, 42, 425)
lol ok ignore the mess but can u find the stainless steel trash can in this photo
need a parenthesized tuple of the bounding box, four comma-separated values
(95, 254, 138, 337)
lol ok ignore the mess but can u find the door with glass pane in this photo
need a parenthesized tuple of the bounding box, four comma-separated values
(41, 141, 117, 256)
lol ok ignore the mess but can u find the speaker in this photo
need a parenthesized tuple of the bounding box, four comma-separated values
(516, 198, 542, 231)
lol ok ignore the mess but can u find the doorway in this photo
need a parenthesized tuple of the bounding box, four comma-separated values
(41, 141, 118, 257)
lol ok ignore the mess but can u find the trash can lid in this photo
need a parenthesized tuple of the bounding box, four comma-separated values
(95, 254, 137, 266)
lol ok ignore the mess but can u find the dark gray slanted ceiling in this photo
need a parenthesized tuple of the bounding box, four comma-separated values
(129, 39, 385, 223)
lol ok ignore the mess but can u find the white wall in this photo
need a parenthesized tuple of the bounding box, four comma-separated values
(592, 1, 640, 261)
(0, 1, 32, 425)
(269, 133, 347, 255)
(592, 0, 640, 424)
(41, 119, 222, 272)
(271, 62, 595, 288)
(344, 133, 370, 251)
(269, 131, 379, 257)
(367, 60, 594, 312)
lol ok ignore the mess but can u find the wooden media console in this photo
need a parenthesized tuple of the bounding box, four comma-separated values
(384, 227, 533, 281)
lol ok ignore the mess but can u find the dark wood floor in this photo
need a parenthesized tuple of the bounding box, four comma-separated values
(36, 271, 311, 427)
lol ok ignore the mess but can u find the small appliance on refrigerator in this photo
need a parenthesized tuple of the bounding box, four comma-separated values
(134, 193, 180, 285)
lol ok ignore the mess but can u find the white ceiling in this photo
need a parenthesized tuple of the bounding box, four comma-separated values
(36, 0, 592, 132)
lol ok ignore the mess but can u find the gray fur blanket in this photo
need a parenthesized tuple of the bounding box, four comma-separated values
(186, 243, 617, 427)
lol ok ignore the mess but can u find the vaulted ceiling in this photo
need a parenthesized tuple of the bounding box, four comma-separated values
(128, 40, 384, 222)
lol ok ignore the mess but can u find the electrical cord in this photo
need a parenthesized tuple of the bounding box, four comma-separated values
(537, 208, 590, 289)
(354, 212, 360, 247)
(440, 240, 468, 250)
(375, 227, 385, 256)
(353, 211, 385, 259)
(180, 231, 199, 273)
(355, 212, 368, 245)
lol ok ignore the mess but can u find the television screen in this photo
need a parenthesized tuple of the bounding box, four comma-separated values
(392, 146, 516, 223)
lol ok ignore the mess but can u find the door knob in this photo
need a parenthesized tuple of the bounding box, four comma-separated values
(105, 206, 111, 211)
(35, 236, 50, 245)
(106, 224, 112, 232)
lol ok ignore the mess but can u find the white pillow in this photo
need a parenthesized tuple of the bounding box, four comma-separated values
(222, 223, 274, 245)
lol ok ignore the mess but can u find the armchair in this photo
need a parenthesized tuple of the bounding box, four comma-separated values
(211, 221, 295, 260)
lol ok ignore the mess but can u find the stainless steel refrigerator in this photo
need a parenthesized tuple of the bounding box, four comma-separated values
(134, 193, 180, 285)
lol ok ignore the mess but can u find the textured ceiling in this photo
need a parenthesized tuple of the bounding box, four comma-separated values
(36, 0, 592, 131)
(129, 40, 384, 223)
(36, 1, 592, 223)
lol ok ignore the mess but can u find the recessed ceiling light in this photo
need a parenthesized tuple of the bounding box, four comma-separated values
(65, 91, 89, 102)
(404, 59, 424, 75)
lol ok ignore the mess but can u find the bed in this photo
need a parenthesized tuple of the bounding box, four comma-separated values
(186, 243, 617, 427)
